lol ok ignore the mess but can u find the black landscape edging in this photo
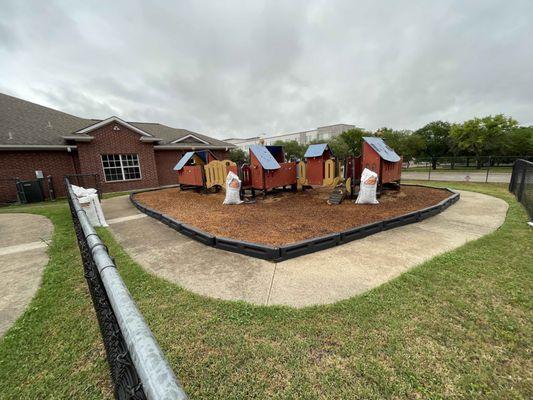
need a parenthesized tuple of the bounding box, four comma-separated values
(278, 232, 341, 261)
(382, 210, 421, 230)
(339, 221, 384, 244)
(180, 223, 215, 246)
(215, 237, 280, 260)
(129, 187, 459, 262)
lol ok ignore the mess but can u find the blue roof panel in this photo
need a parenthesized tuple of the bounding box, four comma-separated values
(250, 145, 281, 170)
(363, 137, 401, 162)
(304, 143, 330, 158)
(196, 150, 211, 163)
(173, 151, 195, 171)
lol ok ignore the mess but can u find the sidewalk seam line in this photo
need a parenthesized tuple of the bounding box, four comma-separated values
(265, 263, 277, 306)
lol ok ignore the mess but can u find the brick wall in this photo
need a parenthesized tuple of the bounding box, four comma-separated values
(154, 150, 183, 186)
(211, 149, 231, 160)
(0, 150, 77, 202)
(0, 177, 20, 204)
(76, 122, 159, 193)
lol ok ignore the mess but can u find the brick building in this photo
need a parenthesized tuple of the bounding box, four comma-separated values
(0, 93, 234, 203)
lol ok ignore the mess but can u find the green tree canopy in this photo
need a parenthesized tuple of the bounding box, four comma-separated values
(273, 140, 306, 160)
(327, 135, 350, 159)
(376, 128, 425, 163)
(504, 126, 533, 156)
(228, 148, 248, 164)
(413, 121, 452, 168)
(339, 128, 370, 156)
(450, 114, 518, 166)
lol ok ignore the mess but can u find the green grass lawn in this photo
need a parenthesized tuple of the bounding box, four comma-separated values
(0, 182, 531, 399)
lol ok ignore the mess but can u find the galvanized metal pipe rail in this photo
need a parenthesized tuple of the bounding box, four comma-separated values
(66, 180, 187, 400)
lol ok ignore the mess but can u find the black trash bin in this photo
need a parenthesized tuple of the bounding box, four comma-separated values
(19, 180, 44, 203)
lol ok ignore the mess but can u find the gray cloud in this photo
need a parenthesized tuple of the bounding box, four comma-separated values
(1, 0, 532, 139)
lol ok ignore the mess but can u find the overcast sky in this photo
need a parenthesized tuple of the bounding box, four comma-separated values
(1, 0, 532, 139)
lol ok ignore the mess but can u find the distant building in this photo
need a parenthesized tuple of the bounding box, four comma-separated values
(225, 123, 355, 150)
(223, 136, 262, 151)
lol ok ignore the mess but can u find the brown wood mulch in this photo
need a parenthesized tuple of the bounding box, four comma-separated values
(135, 186, 451, 246)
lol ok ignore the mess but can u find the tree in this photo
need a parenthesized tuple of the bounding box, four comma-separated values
(402, 134, 427, 164)
(450, 114, 518, 168)
(273, 140, 306, 160)
(327, 135, 350, 159)
(376, 128, 425, 165)
(339, 128, 369, 156)
(504, 126, 533, 156)
(228, 148, 247, 164)
(376, 127, 407, 152)
(413, 121, 452, 169)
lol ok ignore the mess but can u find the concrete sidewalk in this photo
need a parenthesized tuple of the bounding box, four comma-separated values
(104, 191, 508, 308)
(0, 213, 53, 336)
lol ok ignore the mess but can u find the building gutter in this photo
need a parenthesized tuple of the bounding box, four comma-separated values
(154, 144, 234, 151)
(140, 137, 163, 143)
(0, 144, 77, 151)
(62, 135, 94, 142)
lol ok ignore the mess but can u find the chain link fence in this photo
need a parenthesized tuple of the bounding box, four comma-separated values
(509, 159, 533, 221)
(65, 178, 187, 400)
(66, 173, 102, 199)
(403, 155, 533, 183)
(0, 177, 21, 204)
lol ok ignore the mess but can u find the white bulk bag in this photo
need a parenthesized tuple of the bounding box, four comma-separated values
(72, 184, 108, 227)
(355, 168, 379, 204)
(71, 184, 97, 197)
(223, 171, 243, 205)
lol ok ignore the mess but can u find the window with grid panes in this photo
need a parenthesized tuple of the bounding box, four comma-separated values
(101, 154, 141, 182)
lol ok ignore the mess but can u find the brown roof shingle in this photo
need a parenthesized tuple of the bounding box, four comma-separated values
(0, 92, 233, 149)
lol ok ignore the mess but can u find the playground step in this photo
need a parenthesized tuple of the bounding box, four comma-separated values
(327, 187, 346, 205)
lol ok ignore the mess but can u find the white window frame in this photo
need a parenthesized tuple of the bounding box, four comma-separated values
(101, 154, 142, 182)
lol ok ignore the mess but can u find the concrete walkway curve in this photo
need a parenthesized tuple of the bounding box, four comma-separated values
(0, 213, 53, 336)
(103, 190, 508, 308)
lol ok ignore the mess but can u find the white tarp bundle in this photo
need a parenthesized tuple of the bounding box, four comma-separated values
(355, 168, 379, 204)
(71, 184, 109, 227)
(223, 171, 243, 205)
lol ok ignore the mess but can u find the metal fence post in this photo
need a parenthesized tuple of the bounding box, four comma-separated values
(517, 164, 527, 202)
(485, 156, 491, 183)
(509, 161, 517, 192)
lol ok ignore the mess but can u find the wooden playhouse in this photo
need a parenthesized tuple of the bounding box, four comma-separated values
(303, 143, 334, 186)
(248, 145, 297, 195)
(346, 137, 402, 193)
(173, 150, 218, 189)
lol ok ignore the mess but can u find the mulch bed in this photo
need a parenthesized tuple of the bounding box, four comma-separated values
(135, 186, 451, 246)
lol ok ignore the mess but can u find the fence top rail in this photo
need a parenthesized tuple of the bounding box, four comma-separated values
(514, 158, 533, 166)
(65, 178, 187, 400)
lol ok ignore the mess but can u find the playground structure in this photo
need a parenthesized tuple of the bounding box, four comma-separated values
(173, 151, 236, 191)
(243, 145, 297, 196)
(205, 160, 238, 189)
(171, 137, 401, 201)
(344, 137, 402, 196)
(303, 143, 335, 186)
(299, 137, 402, 204)
(173, 145, 297, 196)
